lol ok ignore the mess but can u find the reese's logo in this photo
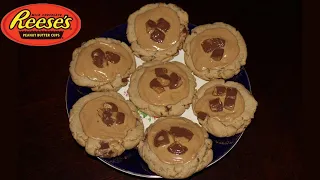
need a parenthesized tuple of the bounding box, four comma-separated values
(1, 3, 81, 46)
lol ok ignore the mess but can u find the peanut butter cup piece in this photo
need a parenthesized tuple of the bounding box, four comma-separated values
(146, 19, 157, 33)
(154, 130, 170, 147)
(211, 48, 224, 61)
(226, 87, 237, 99)
(209, 98, 223, 112)
(105, 51, 120, 64)
(167, 142, 188, 155)
(213, 86, 226, 96)
(91, 48, 106, 68)
(157, 74, 171, 87)
(169, 72, 182, 89)
(101, 110, 114, 126)
(150, 28, 165, 43)
(169, 127, 194, 141)
(115, 112, 125, 124)
(154, 67, 168, 76)
(201, 38, 225, 53)
(157, 18, 170, 32)
(150, 78, 165, 94)
(103, 102, 118, 112)
(224, 97, 236, 111)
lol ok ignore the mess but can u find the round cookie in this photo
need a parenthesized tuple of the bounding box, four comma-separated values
(128, 61, 196, 117)
(127, 3, 189, 62)
(69, 91, 144, 158)
(138, 117, 213, 179)
(69, 38, 136, 91)
(184, 22, 247, 80)
(192, 80, 258, 137)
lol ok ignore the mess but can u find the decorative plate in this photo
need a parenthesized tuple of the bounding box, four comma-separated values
(65, 24, 251, 178)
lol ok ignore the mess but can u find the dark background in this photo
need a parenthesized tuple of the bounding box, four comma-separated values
(2, 0, 302, 179)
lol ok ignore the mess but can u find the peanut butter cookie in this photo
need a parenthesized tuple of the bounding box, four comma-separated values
(193, 80, 258, 137)
(127, 3, 189, 62)
(69, 92, 144, 158)
(138, 117, 213, 179)
(69, 38, 136, 91)
(184, 22, 247, 80)
(128, 61, 196, 117)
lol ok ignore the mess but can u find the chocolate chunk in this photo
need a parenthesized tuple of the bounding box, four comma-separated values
(115, 112, 125, 124)
(155, 68, 168, 77)
(157, 74, 171, 87)
(103, 102, 118, 112)
(165, 105, 172, 112)
(121, 77, 128, 83)
(197, 111, 208, 120)
(154, 130, 170, 147)
(169, 127, 194, 141)
(182, 27, 188, 35)
(167, 142, 188, 155)
(213, 86, 226, 96)
(224, 97, 236, 111)
(146, 19, 157, 33)
(211, 48, 224, 61)
(108, 150, 113, 156)
(209, 98, 223, 112)
(169, 72, 182, 89)
(150, 28, 165, 43)
(105, 51, 120, 64)
(201, 38, 225, 53)
(150, 78, 165, 94)
(226, 87, 238, 99)
(100, 142, 109, 149)
(91, 48, 106, 68)
(157, 18, 170, 32)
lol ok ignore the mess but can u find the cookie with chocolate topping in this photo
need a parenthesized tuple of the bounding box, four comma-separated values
(138, 117, 213, 179)
(128, 61, 196, 117)
(192, 79, 258, 137)
(184, 22, 247, 80)
(69, 91, 144, 158)
(69, 38, 136, 91)
(127, 3, 189, 62)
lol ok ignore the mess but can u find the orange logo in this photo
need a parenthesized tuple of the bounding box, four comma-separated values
(1, 3, 81, 46)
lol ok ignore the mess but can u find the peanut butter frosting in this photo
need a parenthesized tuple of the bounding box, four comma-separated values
(190, 28, 240, 71)
(147, 118, 205, 164)
(194, 86, 245, 122)
(75, 42, 133, 82)
(134, 5, 180, 51)
(138, 62, 189, 106)
(79, 96, 136, 140)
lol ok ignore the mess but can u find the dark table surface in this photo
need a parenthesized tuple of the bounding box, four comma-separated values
(10, 0, 302, 179)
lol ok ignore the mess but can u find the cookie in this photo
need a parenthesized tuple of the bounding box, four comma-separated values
(192, 80, 258, 137)
(184, 22, 247, 80)
(69, 91, 144, 158)
(128, 61, 196, 117)
(138, 117, 213, 179)
(127, 3, 189, 62)
(69, 38, 136, 91)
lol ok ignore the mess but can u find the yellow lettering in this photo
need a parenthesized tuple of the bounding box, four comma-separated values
(46, 18, 55, 29)
(35, 18, 46, 29)
(25, 18, 36, 29)
(62, 16, 72, 29)
(9, 9, 31, 29)
(53, 18, 64, 29)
